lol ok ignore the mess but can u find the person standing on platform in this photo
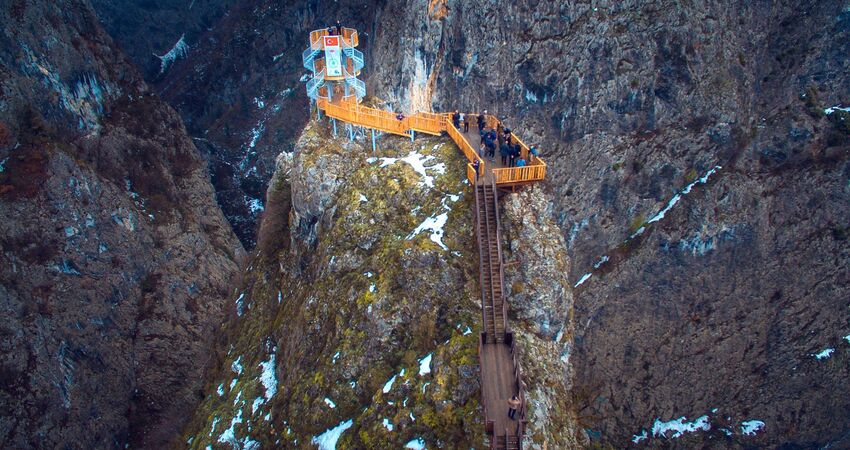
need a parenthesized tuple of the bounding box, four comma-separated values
(336, 21, 343, 35)
(477, 113, 485, 131)
(463, 114, 470, 132)
(479, 141, 486, 157)
(500, 142, 510, 166)
(508, 395, 520, 420)
(516, 157, 527, 167)
(458, 112, 465, 131)
(473, 159, 481, 181)
(452, 110, 460, 128)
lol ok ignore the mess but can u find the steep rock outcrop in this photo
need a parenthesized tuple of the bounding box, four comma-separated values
(364, 0, 850, 447)
(182, 122, 486, 448)
(0, 2, 242, 448)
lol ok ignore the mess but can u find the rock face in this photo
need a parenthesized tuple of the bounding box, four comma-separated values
(362, 0, 850, 447)
(91, 0, 385, 248)
(0, 2, 241, 448)
(181, 122, 487, 448)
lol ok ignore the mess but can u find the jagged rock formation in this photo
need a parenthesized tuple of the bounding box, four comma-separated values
(364, 0, 850, 447)
(182, 123, 487, 448)
(0, 2, 242, 448)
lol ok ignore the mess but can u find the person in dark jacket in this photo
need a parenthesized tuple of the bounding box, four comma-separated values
(472, 159, 481, 181)
(336, 21, 343, 35)
(452, 110, 460, 128)
(500, 142, 510, 166)
(463, 114, 470, 132)
(486, 139, 496, 159)
(477, 113, 485, 131)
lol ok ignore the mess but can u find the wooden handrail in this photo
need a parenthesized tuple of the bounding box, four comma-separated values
(315, 98, 544, 185)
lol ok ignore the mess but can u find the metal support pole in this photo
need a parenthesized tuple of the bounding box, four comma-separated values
(332, 118, 337, 137)
(328, 82, 333, 102)
(410, 130, 415, 142)
(371, 128, 376, 153)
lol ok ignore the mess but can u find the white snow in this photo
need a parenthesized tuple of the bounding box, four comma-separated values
(229, 378, 237, 390)
(252, 397, 264, 414)
(364, 271, 374, 278)
(408, 212, 449, 250)
(278, 291, 282, 303)
(422, 381, 430, 394)
(248, 123, 265, 149)
(332, 351, 341, 364)
(741, 420, 765, 436)
(253, 97, 266, 109)
(217, 383, 225, 396)
(824, 105, 850, 115)
(650, 415, 710, 438)
(593, 255, 609, 269)
(232, 390, 242, 406)
(324, 397, 336, 408)
(409, 412, 416, 422)
(525, 90, 538, 103)
(235, 293, 246, 316)
(298, 73, 310, 81)
(217, 409, 243, 446)
(209, 416, 220, 436)
(574, 273, 592, 288)
(405, 437, 426, 449)
(359, 193, 368, 203)
(463, 326, 472, 335)
(813, 348, 834, 360)
(154, 34, 189, 74)
(382, 375, 397, 393)
(259, 352, 277, 399)
(311, 419, 353, 450)
(232, 356, 243, 375)
(376, 151, 446, 188)
(0, 157, 7, 173)
(632, 429, 648, 444)
(248, 198, 264, 213)
(369, 284, 376, 293)
(844, 334, 850, 344)
(382, 418, 394, 431)
(418, 353, 432, 376)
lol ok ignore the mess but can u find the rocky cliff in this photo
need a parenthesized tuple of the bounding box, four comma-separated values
(179, 119, 581, 448)
(364, 0, 850, 447)
(0, 1, 242, 448)
(91, 0, 385, 248)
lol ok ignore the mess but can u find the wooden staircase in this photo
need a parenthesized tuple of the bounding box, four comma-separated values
(476, 183, 505, 344)
(475, 180, 523, 450)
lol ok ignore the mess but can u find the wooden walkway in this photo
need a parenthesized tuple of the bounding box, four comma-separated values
(475, 180, 525, 449)
(313, 97, 532, 449)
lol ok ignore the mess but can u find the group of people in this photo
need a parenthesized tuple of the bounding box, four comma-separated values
(451, 110, 470, 132)
(326, 21, 344, 36)
(479, 120, 530, 168)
